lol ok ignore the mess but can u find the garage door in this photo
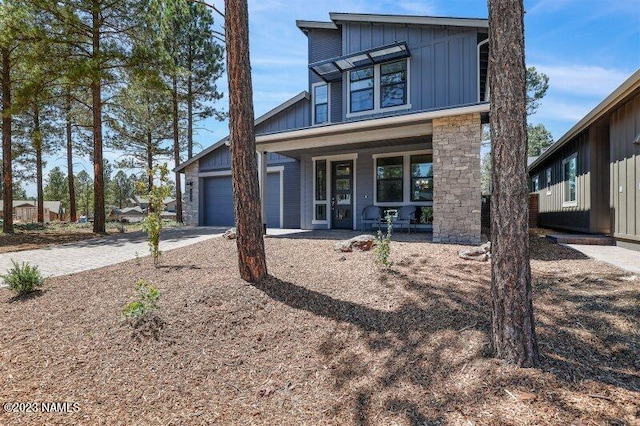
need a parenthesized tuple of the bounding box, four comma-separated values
(202, 172, 281, 228)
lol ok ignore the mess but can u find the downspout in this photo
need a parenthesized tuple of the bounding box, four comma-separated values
(477, 38, 489, 103)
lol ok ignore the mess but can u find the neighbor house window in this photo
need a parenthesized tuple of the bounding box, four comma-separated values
(376, 156, 403, 202)
(410, 154, 433, 201)
(349, 67, 374, 113)
(313, 83, 329, 124)
(380, 60, 407, 108)
(531, 175, 540, 192)
(545, 167, 552, 194)
(562, 153, 577, 205)
(314, 160, 327, 221)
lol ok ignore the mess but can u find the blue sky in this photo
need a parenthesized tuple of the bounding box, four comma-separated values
(34, 0, 640, 197)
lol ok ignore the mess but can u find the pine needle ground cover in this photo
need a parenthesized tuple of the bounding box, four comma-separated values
(1, 231, 637, 425)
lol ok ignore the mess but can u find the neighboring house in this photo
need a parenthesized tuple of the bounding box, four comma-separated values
(176, 12, 490, 244)
(113, 206, 145, 223)
(127, 195, 176, 213)
(0, 200, 64, 223)
(528, 69, 640, 250)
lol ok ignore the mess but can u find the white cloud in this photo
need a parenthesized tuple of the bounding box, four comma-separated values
(532, 98, 595, 123)
(533, 64, 632, 98)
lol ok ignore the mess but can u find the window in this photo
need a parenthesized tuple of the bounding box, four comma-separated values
(531, 175, 539, 192)
(562, 153, 577, 205)
(313, 84, 329, 124)
(410, 154, 433, 201)
(349, 67, 374, 113)
(376, 157, 403, 202)
(380, 60, 407, 108)
(348, 59, 410, 116)
(545, 168, 552, 194)
(314, 160, 327, 221)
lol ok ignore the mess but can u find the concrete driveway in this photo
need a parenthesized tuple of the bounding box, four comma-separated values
(0, 227, 226, 284)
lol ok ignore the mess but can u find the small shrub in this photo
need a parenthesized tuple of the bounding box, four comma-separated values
(374, 215, 393, 268)
(139, 164, 172, 267)
(1, 260, 44, 295)
(121, 279, 160, 321)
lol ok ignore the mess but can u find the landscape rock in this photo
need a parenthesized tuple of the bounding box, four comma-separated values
(223, 228, 237, 240)
(458, 241, 491, 262)
(334, 235, 376, 252)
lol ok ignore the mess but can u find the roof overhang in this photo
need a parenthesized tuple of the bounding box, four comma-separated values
(296, 20, 338, 32)
(256, 103, 489, 154)
(329, 12, 488, 28)
(310, 42, 410, 82)
(529, 69, 640, 171)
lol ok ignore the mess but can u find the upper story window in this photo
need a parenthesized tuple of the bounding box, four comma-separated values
(380, 60, 407, 108)
(349, 67, 374, 113)
(313, 83, 329, 124)
(348, 59, 410, 117)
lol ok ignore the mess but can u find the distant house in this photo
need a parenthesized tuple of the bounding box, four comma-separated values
(175, 12, 490, 244)
(127, 195, 176, 213)
(528, 69, 640, 250)
(110, 206, 145, 223)
(0, 200, 64, 223)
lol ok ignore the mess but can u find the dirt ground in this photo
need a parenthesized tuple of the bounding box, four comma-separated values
(0, 230, 638, 425)
(0, 223, 144, 254)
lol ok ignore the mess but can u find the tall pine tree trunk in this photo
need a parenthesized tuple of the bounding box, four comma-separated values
(2, 47, 13, 233)
(147, 132, 153, 193)
(91, 2, 105, 233)
(66, 92, 77, 222)
(187, 73, 193, 159)
(488, 0, 539, 367)
(172, 75, 183, 222)
(34, 102, 44, 223)
(225, 0, 267, 282)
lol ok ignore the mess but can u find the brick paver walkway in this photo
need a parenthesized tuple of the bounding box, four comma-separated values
(0, 227, 226, 285)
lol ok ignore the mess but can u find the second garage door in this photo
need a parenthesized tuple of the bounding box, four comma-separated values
(202, 172, 281, 228)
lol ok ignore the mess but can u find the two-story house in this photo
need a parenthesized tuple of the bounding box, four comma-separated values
(175, 12, 490, 244)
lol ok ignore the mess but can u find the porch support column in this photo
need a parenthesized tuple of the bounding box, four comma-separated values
(432, 113, 482, 244)
(258, 150, 268, 233)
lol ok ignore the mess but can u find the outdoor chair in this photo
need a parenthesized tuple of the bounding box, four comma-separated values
(395, 205, 416, 233)
(361, 205, 382, 232)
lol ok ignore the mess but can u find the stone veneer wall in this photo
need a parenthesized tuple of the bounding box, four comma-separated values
(432, 113, 482, 245)
(183, 162, 199, 226)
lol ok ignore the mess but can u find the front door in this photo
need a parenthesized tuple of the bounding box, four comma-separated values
(331, 160, 353, 229)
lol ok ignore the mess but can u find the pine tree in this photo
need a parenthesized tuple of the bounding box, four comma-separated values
(225, 0, 267, 282)
(488, 0, 539, 367)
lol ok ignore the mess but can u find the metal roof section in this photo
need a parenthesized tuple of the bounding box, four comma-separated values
(529, 69, 640, 171)
(174, 91, 310, 172)
(328, 12, 488, 28)
(295, 20, 338, 32)
(309, 42, 410, 82)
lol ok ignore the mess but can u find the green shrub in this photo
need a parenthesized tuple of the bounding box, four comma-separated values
(374, 215, 393, 268)
(139, 164, 172, 267)
(1, 261, 44, 295)
(121, 279, 160, 321)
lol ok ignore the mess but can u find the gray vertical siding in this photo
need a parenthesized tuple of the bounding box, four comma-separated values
(308, 28, 342, 87)
(589, 122, 611, 234)
(530, 131, 593, 233)
(281, 161, 301, 228)
(254, 100, 310, 134)
(339, 22, 482, 120)
(610, 91, 640, 243)
(330, 80, 343, 123)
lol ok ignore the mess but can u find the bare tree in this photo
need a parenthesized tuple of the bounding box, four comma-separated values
(225, 0, 267, 282)
(488, 0, 539, 367)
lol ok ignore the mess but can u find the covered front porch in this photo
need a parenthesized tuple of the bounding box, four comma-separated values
(256, 104, 487, 245)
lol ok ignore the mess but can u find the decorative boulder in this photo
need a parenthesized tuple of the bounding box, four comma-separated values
(458, 241, 491, 262)
(223, 228, 237, 240)
(335, 235, 376, 252)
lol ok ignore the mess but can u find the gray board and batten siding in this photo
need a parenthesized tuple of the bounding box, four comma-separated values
(305, 22, 487, 122)
(610, 91, 640, 245)
(529, 80, 640, 248)
(529, 128, 608, 234)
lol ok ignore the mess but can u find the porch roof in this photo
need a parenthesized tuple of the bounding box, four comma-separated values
(255, 102, 489, 156)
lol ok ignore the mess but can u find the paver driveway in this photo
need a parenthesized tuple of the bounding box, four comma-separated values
(0, 227, 226, 284)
